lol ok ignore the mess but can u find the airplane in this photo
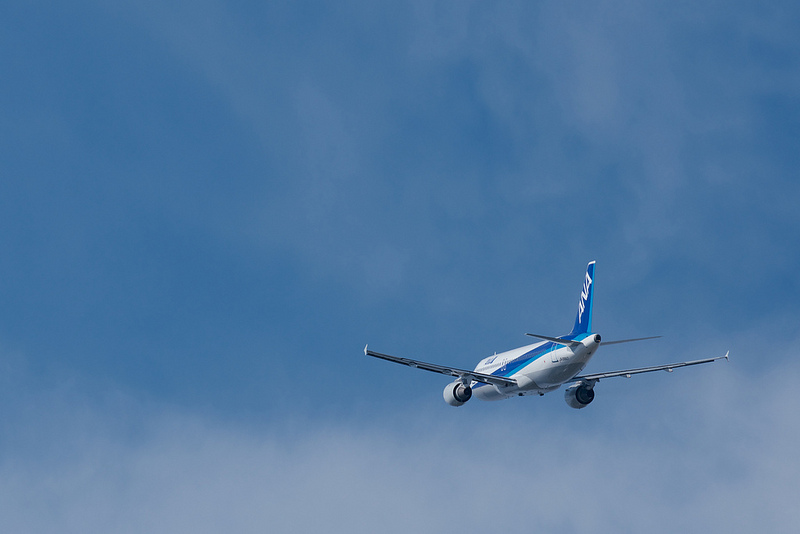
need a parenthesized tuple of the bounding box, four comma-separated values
(365, 261, 728, 408)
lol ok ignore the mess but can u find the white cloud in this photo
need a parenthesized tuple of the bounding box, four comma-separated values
(1, 354, 797, 533)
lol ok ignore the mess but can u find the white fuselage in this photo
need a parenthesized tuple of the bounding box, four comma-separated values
(471, 334, 601, 400)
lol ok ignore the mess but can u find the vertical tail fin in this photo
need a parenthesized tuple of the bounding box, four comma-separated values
(570, 261, 595, 335)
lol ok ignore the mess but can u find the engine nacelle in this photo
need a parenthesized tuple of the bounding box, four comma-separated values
(564, 382, 595, 409)
(443, 381, 472, 407)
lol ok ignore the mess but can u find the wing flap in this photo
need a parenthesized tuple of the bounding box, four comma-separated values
(572, 352, 729, 382)
(365, 346, 517, 387)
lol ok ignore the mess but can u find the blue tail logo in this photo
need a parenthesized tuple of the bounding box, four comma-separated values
(571, 261, 595, 335)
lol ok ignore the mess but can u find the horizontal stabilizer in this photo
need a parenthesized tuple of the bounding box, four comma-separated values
(601, 336, 662, 346)
(525, 333, 581, 346)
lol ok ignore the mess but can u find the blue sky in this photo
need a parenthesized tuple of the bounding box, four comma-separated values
(2, 1, 799, 532)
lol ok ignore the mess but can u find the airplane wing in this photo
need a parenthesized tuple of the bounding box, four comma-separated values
(365, 346, 517, 387)
(572, 352, 729, 382)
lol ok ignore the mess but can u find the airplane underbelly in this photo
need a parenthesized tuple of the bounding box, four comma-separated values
(529, 361, 586, 389)
(533, 361, 585, 386)
(473, 383, 514, 401)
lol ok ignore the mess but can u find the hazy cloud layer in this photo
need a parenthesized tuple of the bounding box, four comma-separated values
(0, 353, 796, 533)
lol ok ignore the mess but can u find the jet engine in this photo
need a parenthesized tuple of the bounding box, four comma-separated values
(443, 381, 472, 407)
(564, 382, 595, 409)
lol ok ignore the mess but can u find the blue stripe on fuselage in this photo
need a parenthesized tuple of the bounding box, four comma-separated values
(472, 333, 588, 389)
